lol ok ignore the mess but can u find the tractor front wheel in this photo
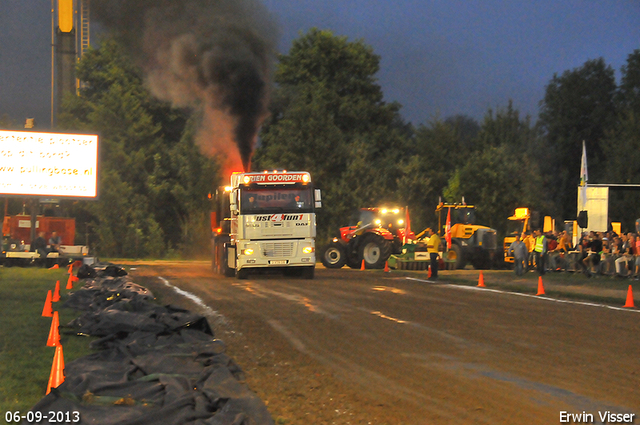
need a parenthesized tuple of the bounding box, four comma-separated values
(445, 244, 466, 269)
(320, 242, 347, 269)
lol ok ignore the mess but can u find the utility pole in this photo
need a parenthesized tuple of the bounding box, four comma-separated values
(52, 0, 77, 127)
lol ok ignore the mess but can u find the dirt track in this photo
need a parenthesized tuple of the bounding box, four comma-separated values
(130, 262, 640, 424)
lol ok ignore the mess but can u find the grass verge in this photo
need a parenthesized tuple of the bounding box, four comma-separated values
(0, 267, 95, 415)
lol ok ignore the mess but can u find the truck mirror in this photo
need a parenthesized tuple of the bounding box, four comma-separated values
(230, 191, 238, 213)
(314, 189, 322, 208)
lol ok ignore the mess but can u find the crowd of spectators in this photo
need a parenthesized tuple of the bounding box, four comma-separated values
(513, 229, 640, 278)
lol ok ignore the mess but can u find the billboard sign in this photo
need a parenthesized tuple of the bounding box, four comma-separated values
(0, 130, 99, 198)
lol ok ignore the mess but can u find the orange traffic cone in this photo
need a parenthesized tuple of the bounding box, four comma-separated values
(67, 263, 73, 275)
(623, 285, 635, 308)
(360, 259, 366, 270)
(477, 271, 486, 287)
(42, 290, 53, 317)
(52, 280, 61, 302)
(427, 265, 432, 278)
(536, 276, 545, 296)
(384, 261, 390, 272)
(45, 345, 65, 395)
(49, 263, 59, 269)
(65, 275, 73, 290)
(46, 311, 60, 347)
(66, 274, 79, 289)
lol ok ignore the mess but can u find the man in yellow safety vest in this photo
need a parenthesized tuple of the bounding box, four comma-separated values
(533, 229, 547, 275)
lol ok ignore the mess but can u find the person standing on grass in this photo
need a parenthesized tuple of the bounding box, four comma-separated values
(508, 233, 528, 276)
(533, 229, 547, 275)
(426, 228, 441, 280)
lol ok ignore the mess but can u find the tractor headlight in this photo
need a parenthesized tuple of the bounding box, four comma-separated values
(303, 246, 314, 254)
(398, 219, 404, 225)
(375, 219, 382, 225)
(243, 248, 254, 256)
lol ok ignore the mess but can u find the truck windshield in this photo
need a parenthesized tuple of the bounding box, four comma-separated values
(506, 220, 526, 236)
(240, 187, 314, 214)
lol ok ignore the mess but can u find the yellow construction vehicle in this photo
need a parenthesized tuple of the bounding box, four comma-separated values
(503, 208, 532, 264)
(503, 208, 555, 264)
(436, 203, 498, 269)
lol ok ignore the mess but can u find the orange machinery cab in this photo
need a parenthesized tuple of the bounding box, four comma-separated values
(2, 215, 76, 246)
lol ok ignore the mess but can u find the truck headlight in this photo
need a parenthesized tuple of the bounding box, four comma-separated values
(243, 248, 254, 256)
(302, 246, 314, 254)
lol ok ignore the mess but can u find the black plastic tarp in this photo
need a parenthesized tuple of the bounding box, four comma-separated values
(28, 265, 273, 425)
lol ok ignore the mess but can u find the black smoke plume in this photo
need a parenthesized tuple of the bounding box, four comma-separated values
(92, 0, 278, 172)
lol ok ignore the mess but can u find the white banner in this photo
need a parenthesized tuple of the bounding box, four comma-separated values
(0, 130, 99, 198)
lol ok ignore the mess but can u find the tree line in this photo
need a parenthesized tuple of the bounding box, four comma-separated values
(2, 29, 639, 257)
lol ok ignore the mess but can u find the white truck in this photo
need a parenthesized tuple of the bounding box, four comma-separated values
(211, 171, 321, 279)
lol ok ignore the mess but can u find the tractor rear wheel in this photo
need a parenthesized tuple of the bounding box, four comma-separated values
(358, 234, 392, 269)
(320, 242, 347, 269)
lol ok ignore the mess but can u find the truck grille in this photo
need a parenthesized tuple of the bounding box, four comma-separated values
(262, 242, 294, 257)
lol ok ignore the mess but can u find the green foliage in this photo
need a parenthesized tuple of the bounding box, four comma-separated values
(539, 58, 618, 218)
(58, 37, 219, 257)
(254, 29, 410, 241)
(395, 116, 475, 232)
(444, 144, 546, 235)
(618, 49, 640, 116)
(442, 104, 548, 235)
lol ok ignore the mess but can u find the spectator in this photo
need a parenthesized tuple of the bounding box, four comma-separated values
(48, 231, 62, 252)
(582, 232, 602, 277)
(522, 231, 535, 272)
(576, 233, 589, 271)
(550, 231, 570, 271)
(615, 234, 634, 277)
(546, 231, 559, 272)
(600, 237, 615, 275)
(533, 229, 547, 276)
(507, 233, 528, 276)
(31, 232, 47, 258)
(634, 235, 640, 279)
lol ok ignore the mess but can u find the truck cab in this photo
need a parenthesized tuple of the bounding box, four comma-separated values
(212, 171, 321, 279)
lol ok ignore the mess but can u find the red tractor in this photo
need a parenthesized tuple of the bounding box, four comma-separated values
(320, 207, 414, 269)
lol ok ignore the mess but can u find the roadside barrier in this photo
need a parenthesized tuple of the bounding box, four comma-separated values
(31, 263, 273, 425)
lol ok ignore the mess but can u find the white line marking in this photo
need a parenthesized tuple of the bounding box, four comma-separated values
(405, 277, 640, 313)
(158, 276, 228, 324)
